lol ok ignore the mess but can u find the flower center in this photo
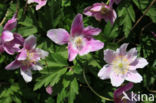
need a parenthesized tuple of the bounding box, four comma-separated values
(112, 56, 129, 75)
(100, 6, 110, 14)
(73, 36, 84, 50)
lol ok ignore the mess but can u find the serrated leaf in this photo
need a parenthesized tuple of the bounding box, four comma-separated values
(68, 78, 79, 103)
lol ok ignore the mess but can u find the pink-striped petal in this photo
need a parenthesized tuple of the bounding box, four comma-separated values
(24, 35, 36, 50)
(82, 26, 101, 36)
(129, 58, 148, 70)
(17, 49, 27, 61)
(3, 15, 17, 31)
(47, 29, 69, 45)
(110, 72, 124, 87)
(68, 43, 78, 61)
(104, 49, 116, 64)
(125, 71, 142, 83)
(98, 64, 111, 80)
(5, 60, 20, 70)
(70, 14, 84, 36)
(1, 31, 14, 42)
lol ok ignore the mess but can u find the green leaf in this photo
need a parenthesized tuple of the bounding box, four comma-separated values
(33, 68, 67, 91)
(68, 78, 79, 103)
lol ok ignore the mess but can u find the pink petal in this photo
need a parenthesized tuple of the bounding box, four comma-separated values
(89, 39, 104, 52)
(47, 29, 69, 45)
(125, 71, 143, 83)
(90, 5, 102, 12)
(5, 60, 20, 70)
(129, 58, 148, 70)
(82, 26, 101, 36)
(20, 69, 32, 83)
(110, 72, 124, 87)
(114, 82, 133, 97)
(116, 43, 128, 56)
(70, 14, 84, 36)
(46, 86, 53, 95)
(83, 6, 93, 16)
(3, 15, 17, 31)
(3, 43, 16, 55)
(24, 35, 36, 50)
(35, 0, 47, 10)
(68, 43, 78, 61)
(79, 39, 104, 56)
(1, 31, 14, 42)
(17, 49, 27, 61)
(37, 49, 49, 59)
(104, 49, 116, 64)
(98, 65, 111, 80)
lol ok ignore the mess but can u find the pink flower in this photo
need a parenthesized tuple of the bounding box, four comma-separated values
(98, 43, 148, 87)
(83, 3, 117, 24)
(114, 82, 136, 103)
(46, 86, 53, 95)
(5, 35, 49, 82)
(0, 14, 24, 55)
(28, 0, 47, 10)
(109, 0, 121, 7)
(152, 32, 156, 38)
(47, 14, 104, 61)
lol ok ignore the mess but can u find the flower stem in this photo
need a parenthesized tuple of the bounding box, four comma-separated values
(83, 69, 113, 101)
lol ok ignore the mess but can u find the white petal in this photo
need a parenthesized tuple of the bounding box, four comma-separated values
(32, 64, 43, 71)
(98, 65, 111, 80)
(20, 69, 32, 83)
(125, 71, 143, 83)
(110, 72, 125, 87)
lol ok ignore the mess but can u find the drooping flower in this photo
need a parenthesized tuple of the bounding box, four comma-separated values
(27, 0, 47, 10)
(0, 14, 24, 55)
(5, 35, 49, 82)
(109, 0, 121, 7)
(83, 3, 117, 24)
(47, 14, 104, 61)
(114, 82, 136, 103)
(98, 43, 148, 87)
(151, 32, 156, 38)
(46, 86, 53, 95)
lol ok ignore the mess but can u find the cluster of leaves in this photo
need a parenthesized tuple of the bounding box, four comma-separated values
(0, 0, 156, 103)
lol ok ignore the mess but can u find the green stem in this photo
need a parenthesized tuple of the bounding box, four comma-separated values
(83, 69, 113, 101)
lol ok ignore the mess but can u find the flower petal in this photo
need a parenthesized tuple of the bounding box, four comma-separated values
(110, 72, 125, 87)
(17, 49, 27, 61)
(47, 29, 69, 45)
(3, 15, 17, 31)
(116, 43, 128, 56)
(88, 39, 104, 52)
(46, 86, 53, 95)
(104, 49, 116, 64)
(98, 64, 111, 80)
(125, 71, 143, 83)
(70, 14, 84, 36)
(27, 0, 35, 4)
(83, 6, 93, 16)
(20, 69, 32, 83)
(32, 63, 43, 71)
(37, 49, 49, 59)
(129, 58, 148, 70)
(68, 43, 78, 61)
(114, 82, 133, 97)
(79, 39, 104, 56)
(1, 31, 14, 42)
(82, 26, 101, 36)
(35, 0, 47, 10)
(5, 60, 20, 70)
(24, 35, 36, 50)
